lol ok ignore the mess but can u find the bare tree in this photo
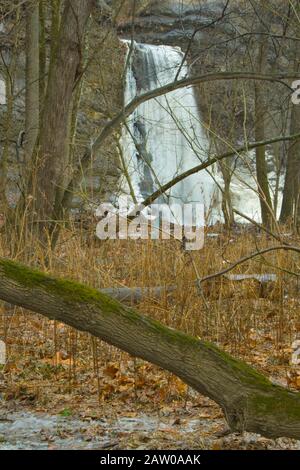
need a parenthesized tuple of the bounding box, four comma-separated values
(24, 0, 39, 162)
(280, 4, 300, 229)
(26, 0, 94, 239)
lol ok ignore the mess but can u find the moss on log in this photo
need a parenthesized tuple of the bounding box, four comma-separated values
(0, 257, 300, 439)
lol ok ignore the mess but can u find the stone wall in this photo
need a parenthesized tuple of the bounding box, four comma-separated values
(116, 0, 291, 152)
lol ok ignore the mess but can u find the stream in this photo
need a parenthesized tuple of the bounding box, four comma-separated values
(0, 410, 213, 450)
(1, 409, 300, 450)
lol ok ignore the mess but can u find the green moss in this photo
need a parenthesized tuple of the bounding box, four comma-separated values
(250, 389, 300, 419)
(131, 315, 278, 390)
(59, 408, 73, 417)
(0, 258, 167, 328)
(0, 258, 123, 312)
(201, 340, 272, 388)
(0, 258, 286, 393)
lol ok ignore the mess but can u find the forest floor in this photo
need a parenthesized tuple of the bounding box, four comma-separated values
(0, 223, 300, 449)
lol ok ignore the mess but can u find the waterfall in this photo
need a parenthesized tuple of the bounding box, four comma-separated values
(120, 42, 221, 224)
(0, 78, 5, 105)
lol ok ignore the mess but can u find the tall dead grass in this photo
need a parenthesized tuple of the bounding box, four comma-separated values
(0, 218, 299, 406)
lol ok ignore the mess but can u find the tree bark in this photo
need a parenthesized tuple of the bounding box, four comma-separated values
(0, 258, 300, 439)
(254, 37, 273, 228)
(219, 158, 234, 228)
(39, 0, 46, 105)
(31, 0, 94, 235)
(279, 5, 300, 228)
(25, 0, 40, 163)
(99, 286, 177, 304)
(280, 93, 300, 228)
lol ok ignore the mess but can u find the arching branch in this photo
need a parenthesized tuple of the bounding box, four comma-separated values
(62, 72, 300, 207)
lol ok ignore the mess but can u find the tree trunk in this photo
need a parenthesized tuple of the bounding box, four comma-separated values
(0, 70, 13, 212)
(31, 0, 94, 235)
(39, 0, 46, 105)
(0, 258, 300, 439)
(280, 96, 300, 227)
(254, 40, 273, 228)
(219, 159, 234, 228)
(25, 0, 39, 162)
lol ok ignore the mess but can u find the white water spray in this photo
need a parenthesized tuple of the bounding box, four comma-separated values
(120, 42, 221, 224)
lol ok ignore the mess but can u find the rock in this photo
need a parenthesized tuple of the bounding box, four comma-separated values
(117, 1, 227, 45)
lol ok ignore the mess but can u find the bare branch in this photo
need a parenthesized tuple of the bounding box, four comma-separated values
(200, 245, 300, 284)
(63, 71, 300, 205)
(138, 131, 300, 210)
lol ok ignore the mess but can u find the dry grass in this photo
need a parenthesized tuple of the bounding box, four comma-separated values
(0, 221, 300, 414)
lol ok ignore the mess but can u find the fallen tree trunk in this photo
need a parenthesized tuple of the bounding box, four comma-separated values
(99, 275, 276, 304)
(99, 286, 177, 304)
(0, 258, 300, 439)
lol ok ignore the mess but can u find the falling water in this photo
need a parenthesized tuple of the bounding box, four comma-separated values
(0, 78, 5, 105)
(120, 42, 221, 224)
